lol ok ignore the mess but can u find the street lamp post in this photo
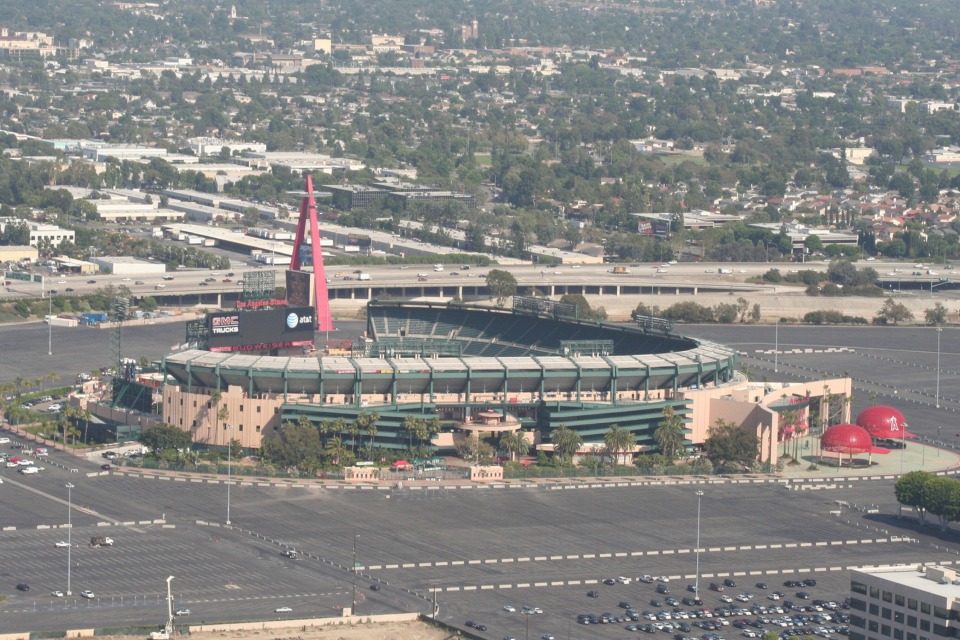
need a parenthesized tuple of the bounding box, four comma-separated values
(48, 295, 52, 356)
(935, 327, 942, 409)
(694, 490, 704, 595)
(224, 423, 232, 525)
(66, 482, 74, 595)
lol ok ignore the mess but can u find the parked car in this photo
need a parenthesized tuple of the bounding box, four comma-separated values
(80, 590, 95, 599)
(175, 608, 191, 616)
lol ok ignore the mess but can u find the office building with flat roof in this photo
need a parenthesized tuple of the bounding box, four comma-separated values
(849, 565, 960, 640)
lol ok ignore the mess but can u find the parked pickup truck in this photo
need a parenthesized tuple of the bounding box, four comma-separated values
(90, 536, 114, 547)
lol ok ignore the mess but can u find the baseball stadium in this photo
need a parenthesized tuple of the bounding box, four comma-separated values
(160, 297, 739, 456)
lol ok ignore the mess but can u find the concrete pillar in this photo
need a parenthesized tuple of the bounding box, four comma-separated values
(367, 288, 372, 300)
(616, 285, 621, 297)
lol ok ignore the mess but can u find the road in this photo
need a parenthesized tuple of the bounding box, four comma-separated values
(4, 258, 956, 302)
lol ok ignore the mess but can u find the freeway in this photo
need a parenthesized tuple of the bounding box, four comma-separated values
(4, 258, 956, 302)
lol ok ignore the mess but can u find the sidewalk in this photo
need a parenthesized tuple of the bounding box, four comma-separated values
(110, 439, 960, 491)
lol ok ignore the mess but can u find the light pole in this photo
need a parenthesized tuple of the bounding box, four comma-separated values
(352, 534, 359, 616)
(48, 295, 52, 356)
(66, 482, 74, 595)
(224, 423, 232, 525)
(774, 296, 781, 373)
(694, 490, 704, 595)
(935, 327, 942, 409)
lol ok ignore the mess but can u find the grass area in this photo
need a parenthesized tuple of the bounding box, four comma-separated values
(657, 153, 707, 166)
(474, 152, 492, 167)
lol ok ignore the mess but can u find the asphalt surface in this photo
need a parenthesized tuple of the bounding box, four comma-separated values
(2, 321, 959, 637)
(684, 324, 960, 444)
(0, 320, 368, 386)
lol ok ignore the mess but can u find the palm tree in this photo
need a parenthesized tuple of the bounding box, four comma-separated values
(324, 436, 347, 466)
(401, 416, 423, 452)
(355, 411, 380, 451)
(655, 406, 687, 459)
(499, 430, 530, 461)
(210, 389, 223, 435)
(46, 371, 59, 391)
(549, 423, 583, 465)
(82, 409, 93, 444)
(604, 424, 637, 466)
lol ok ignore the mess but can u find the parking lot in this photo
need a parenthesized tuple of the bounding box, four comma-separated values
(2, 324, 959, 637)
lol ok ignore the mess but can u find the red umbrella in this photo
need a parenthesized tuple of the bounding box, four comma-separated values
(392, 460, 411, 467)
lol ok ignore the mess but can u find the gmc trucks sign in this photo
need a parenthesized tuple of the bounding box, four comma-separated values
(207, 306, 315, 352)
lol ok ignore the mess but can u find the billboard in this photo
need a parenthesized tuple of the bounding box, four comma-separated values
(286, 269, 315, 307)
(637, 218, 671, 238)
(207, 306, 315, 352)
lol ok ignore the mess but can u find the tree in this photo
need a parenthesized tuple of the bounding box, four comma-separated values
(261, 420, 324, 469)
(895, 470, 932, 523)
(925, 302, 948, 326)
(139, 423, 192, 454)
(603, 424, 636, 466)
(654, 406, 686, 459)
(922, 475, 960, 531)
(876, 297, 914, 325)
(486, 269, 518, 306)
(549, 423, 583, 465)
(703, 419, 759, 469)
(499, 430, 530, 461)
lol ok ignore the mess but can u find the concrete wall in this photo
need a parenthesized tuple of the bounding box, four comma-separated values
(163, 384, 284, 449)
(188, 612, 419, 633)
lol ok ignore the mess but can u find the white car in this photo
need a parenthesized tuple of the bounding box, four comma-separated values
(275, 606, 292, 613)
(720, 595, 733, 603)
(51, 590, 64, 597)
(175, 608, 191, 616)
(656, 268, 668, 273)
(657, 576, 670, 583)
(80, 590, 95, 599)
(20, 466, 42, 474)
(0, 437, 9, 444)
(18, 459, 34, 466)
(503, 605, 516, 612)
(55, 541, 70, 548)
(48, 404, 62, 412)
(4, 461, 17, 468)
(616, 576, 631, 584)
